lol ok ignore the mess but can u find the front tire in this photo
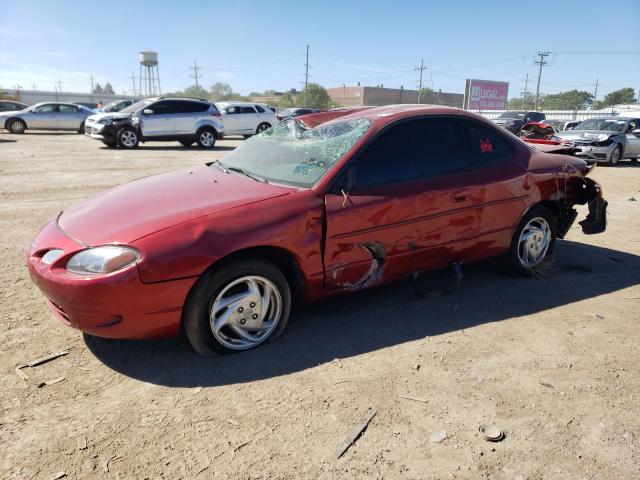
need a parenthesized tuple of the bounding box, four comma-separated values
(609, 145, 621, 165)
(502, 205, 556, 275)
(196, 128, 216, 149)
(77, 121, 85, 134)
(256, 122, 271, 134)
(117, 127, 139, 148)
(183, 258, 291, 356)
(7, 118, 26, 134)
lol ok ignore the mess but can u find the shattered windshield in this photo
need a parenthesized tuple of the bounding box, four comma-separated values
(574, 118, 626, 132)
(217, 117, 372, 188)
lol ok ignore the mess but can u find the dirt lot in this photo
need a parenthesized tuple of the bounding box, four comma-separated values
(1, 131, 639, 480)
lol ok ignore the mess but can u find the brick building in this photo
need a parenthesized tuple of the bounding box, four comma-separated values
(327, 86, 464, 108)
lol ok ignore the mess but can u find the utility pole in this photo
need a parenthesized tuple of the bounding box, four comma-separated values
(415, 59, 426, 103)
(89, 73, 95, 101)
(304, 45, 309, 107)
(429, 59, 436, 104)
(190, 59, 202, 89)
(592, 78, 599, 109)
(32, 82, 37, 91)
(129, 72, 137, 97)
(533, 51, 550, 111)
(521, 73, 529, 109)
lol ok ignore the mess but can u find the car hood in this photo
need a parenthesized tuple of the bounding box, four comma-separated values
(86, 112, 131, 122)
(58, 165, 292, 245)
(556, 130, 618, 140)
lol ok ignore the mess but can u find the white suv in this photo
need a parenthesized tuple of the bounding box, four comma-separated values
(215, 102, 277, 138)
(85, 97, 225, 149)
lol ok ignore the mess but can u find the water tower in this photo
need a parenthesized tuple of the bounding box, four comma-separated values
(138, 50, 161, 97)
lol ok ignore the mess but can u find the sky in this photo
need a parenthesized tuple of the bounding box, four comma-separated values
(1, 0, 639, 100)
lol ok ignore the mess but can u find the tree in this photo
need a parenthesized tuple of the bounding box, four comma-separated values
(278, 92, 295, 108)
(540, 90, 594, 110)
(595, 87, 637, 109)
(507, 92, 536, 110)
(103, 83, 114, 95)
(417, 87, 435, 104)
(93, 83, 104, 94)
(209, 82, 233, 101)
(183, 84, 210, 99)
(295, 83, 332, 109)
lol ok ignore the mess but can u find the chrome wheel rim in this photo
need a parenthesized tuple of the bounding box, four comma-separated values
(209, 275, 282, 350)
(120, 130, 137, 147)
(12, 120, 24, 133)
(517, 217, 551, 269)
(610, 147, 620, 164)
(200, 130, 214, 147)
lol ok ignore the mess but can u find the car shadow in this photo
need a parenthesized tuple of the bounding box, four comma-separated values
(23, 131, 80, 136)
(85, 240, 640, 387)
(0, 139, 17, 143)
(97, 145, 237, 151)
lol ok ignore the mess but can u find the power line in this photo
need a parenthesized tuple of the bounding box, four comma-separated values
(190, 59, 202, 89)
(533, 51, 551, 110)
(89, 73, 95, 99)
(593, 78, 599, 106)
(414, 59, 426, 102)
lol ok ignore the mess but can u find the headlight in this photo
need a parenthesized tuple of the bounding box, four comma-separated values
(596, 134, 610, 142)
(66, 246, 140, 275)
(97, 117, 113, 125)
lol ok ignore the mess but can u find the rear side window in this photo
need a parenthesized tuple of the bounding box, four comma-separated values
(466, 121, 515, 166)
(351, 117, 468, 188)
(241, 106, 257, 114)
(255, 105, 265, 113)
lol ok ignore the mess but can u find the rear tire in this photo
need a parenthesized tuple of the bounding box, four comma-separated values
(116, 127, 139, 149)
(77, 122, 85, 134)
(183, 258, 291, 356)
(502, 205, 557, 275)
(256, 122, 271, 134)
(7, 118, 26, 134)
(196, 128, 216, 149)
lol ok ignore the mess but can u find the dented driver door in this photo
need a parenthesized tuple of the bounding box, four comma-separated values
(323, 116, 480, 291)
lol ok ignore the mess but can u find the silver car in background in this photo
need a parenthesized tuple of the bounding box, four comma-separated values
(0, 102, 93, 134)
(555, 117, 640, 165)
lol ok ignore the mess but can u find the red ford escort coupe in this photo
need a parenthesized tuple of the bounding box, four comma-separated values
(27, 105, 606, 356)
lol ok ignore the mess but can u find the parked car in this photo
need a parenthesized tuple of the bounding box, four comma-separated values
(276, 107, 321, 121)
(0, 102, 93, 134)
(0, 100, 29, 112)
(543, 119, 581, 131)
(26, 105, 607, 356)
(215, 102, 277, 138)
(84, 97, 224, 149)
(555, 117, 640, 165)
(492, 111, 545, 133)
(99, 99, 140, 113)
(75, 102, 99, 111)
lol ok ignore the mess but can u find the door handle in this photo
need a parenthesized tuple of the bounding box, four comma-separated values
(451, 189, 473, 203)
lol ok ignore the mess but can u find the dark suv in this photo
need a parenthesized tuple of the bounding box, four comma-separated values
(492, 111, 546, 133)
(85, 97, 225, 149)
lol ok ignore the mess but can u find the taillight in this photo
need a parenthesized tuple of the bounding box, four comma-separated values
(211, 112, 221, 117)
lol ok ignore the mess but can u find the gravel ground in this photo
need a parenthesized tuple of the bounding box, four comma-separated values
(1, 131, 639, 479)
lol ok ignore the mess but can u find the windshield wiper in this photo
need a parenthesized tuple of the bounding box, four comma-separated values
(227, 166, 268, 183)
(210, 159, 229, 173)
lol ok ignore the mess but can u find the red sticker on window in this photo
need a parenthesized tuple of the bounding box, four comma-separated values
(479, 138, 493, 153)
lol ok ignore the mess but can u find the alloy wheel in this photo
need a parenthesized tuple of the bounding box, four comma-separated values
(209, 275, 282, 350)
(199, 130, 214, 147)
(517, 217, 551, 269)
(120, 130, 137, 147)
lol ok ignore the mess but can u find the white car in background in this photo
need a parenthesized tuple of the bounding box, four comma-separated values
(215, 102, 277, 138)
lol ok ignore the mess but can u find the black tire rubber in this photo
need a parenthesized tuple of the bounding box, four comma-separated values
(195, 127, 216, 149)
(101, 140, 117, 148)
(610, 145, 622, 166)
(116, 127, 139, 149)
(501, 205, 557, 275)
(631, 157, 638, 166)
(77, 121, 85, 134)
(183, 258, 291, 356)
(256, 122, 271, 134)
(180, 140, 194, 147)
(7, 118, 26, 134)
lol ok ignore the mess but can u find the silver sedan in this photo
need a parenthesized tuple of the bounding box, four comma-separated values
(0, 102, 93, 134)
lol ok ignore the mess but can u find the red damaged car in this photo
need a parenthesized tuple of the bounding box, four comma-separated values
(26, 105, 607, 356)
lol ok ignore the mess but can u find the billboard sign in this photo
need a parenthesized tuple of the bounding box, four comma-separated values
(464, 79, 509, 110)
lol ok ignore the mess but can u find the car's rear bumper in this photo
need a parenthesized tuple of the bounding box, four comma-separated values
(26, 219, 196, 339)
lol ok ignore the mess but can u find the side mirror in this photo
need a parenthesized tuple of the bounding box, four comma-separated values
(142, 109, 154, 116)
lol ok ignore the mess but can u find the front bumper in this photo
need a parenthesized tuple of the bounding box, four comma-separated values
(85, 122, 117, 141)
(26, 219, 196, 339)
(572, 143, 616, 163)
